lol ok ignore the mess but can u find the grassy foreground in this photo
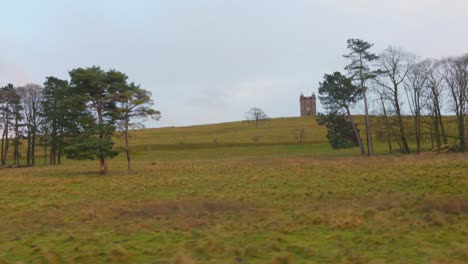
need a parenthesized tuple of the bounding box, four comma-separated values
(0, 117, 467, 263)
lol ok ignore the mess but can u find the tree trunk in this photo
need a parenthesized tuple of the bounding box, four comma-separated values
(4, 135, 9, 165)
(44, 129, 48, 165)
(125, 119, 131, 172)
(458, 114, 465, 152)
(384, 116, 393, 153)
(14, 117, 20, 166)
(26, 130, 31, 166)
(414, 114, 421, 153)
(97, 105, 107, 175)
(436, 106, 447, 145)
(429, 121, 434, 150)
(3, 120, 9, 165)
(31, 106, 37, 166)
(357, 54, 373, 156)
(433, 112, 441, 152)
(49, 142, 56, 165)
(57, 141, 62, 165)
(394, 88, 410, 154)
(345, 106, 365, 155)
(362, 90, 373, 156)
(1, 127, 5, 166)
(100, 157, 107, 175)
(452, 94, 465, 152)
(381, 99, 392, 153)
(49, 119, 57, 165)
(57, 127, 64, 165)
(31, 128, 36, 166)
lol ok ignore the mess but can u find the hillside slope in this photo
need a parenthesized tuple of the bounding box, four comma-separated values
(113, 117, 355, 161)
(123, 116, 327, 145)
(113, 115, 460, 161)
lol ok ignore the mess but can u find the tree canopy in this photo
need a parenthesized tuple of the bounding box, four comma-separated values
(245, 107, 269, 128)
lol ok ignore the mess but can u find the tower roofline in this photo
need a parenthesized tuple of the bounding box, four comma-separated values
(300, 91, 317, 117)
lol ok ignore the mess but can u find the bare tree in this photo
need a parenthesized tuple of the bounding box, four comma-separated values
(440, 55, 468, 151)
(17, 84, 43, 166)
(372, 85, 396, 153)
(377, 46, 415, 154)
(426, 60, 447, 150)
(292, 128, 306, 144)
(404, 59, 430, 153)
(245, 108, 269, 128)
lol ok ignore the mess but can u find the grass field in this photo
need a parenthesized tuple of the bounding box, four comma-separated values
(0, 117, 467, 263)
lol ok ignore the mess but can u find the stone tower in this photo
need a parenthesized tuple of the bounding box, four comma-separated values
(300, 93, 316, 117)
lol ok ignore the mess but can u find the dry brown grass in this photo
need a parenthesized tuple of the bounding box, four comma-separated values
(2, 199, 259, 237)
(270, 253, 295, 264)
(420, 196, 468, 215)
(174, 255, 196, 264)
(0, 149, 467, 263)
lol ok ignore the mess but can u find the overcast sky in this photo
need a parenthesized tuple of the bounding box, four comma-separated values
(1, 0, 467, 127)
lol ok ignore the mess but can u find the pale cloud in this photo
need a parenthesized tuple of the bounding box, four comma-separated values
(1, 1, 467, 126)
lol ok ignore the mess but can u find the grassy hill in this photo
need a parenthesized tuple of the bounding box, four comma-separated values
(0, 117, 467, 263)
(129, 117, 327, 145)
(3, 115, 463, 164)
(113, 116, 357, 162)
(112, 115, 460, 161)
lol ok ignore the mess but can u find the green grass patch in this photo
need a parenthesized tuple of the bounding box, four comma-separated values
(0, 117, 467, 263)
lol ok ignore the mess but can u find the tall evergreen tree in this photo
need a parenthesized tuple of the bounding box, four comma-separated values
(116, 83, 160, 172)
(344, 39, 380, 155)
(18, 84, 43, 166)
(42, 77, 70, 165)
(0, 84, 21, 166)
(318, 72, 365, 154)
(11, 89, 23, 166)
(65, 67, 126, 174)
(316, 112, 359, 149)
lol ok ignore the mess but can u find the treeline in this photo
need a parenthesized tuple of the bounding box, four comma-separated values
(0, 66, 160, 174)
(317, 39, 467, 154)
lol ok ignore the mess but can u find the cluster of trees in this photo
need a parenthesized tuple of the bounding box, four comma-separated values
(0, 66, 160, 174)
(317, 39, 468, 154)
